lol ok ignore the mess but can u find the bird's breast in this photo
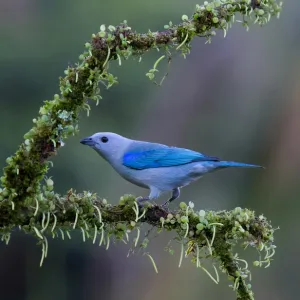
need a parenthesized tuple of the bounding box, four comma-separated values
(110, 162, 149, 189)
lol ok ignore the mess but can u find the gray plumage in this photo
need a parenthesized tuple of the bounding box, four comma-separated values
(80, 132, 262, 204)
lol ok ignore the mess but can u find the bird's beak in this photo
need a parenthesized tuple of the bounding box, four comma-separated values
(80, 136, 95, 146)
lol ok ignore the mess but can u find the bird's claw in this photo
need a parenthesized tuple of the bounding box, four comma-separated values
(162, 200, 170, 211)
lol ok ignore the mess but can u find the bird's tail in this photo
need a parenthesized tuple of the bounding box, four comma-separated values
(218, 161, 263, 168)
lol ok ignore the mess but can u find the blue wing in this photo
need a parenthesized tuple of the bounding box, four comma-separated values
(123, 147, 219, 170)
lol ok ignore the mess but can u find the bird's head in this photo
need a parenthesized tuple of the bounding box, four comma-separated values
(80, 132, 130, 162)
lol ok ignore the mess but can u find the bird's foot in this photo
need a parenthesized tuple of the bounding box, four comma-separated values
(162, 200, 172, 212)
(161, 188, 180, 210)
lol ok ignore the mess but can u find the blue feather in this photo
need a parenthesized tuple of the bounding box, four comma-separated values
(217, 161, 262, 168)
(123, 147, 219, 170)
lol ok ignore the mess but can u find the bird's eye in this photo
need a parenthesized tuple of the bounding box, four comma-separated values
(101, 136, 109, 143)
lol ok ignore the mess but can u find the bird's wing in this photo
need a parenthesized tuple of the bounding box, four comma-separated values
(123, 147, 219, 170)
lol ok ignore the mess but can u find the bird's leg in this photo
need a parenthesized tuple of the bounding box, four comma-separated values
(163, 188, 180, 207)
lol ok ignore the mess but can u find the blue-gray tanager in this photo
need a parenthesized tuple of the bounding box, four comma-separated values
(80, 132, 262, 205)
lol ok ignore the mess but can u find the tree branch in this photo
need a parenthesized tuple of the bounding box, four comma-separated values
(0, 191, 275, 300)
(0, 1, 282, 299)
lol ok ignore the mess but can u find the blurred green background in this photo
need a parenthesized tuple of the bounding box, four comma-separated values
(0, 0, 298, 299)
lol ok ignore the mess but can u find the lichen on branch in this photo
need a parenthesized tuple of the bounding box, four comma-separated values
(0, 1, 282, 300)
(0, 190, 276, 300)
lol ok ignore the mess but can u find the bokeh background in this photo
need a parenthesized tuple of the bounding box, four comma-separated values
(0, 0, 298, 299)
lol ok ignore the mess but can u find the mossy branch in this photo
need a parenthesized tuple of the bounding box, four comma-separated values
(0, 1, 281, 300)
(0, 190, 275, 300)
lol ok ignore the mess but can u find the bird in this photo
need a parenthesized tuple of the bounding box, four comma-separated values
(80, 132, 262, 205)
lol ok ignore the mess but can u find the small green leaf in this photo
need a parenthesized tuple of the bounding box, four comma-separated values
(199, 210, 206, 217)
(182, 14, 189, 21)
(108, 25, 115, 31)
(258, 9, 265, 16)
(179, 202, 187, 209)
(212, 17, 219, 24)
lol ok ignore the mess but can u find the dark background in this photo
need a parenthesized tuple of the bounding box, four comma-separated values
(0, 1, 298, 299)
